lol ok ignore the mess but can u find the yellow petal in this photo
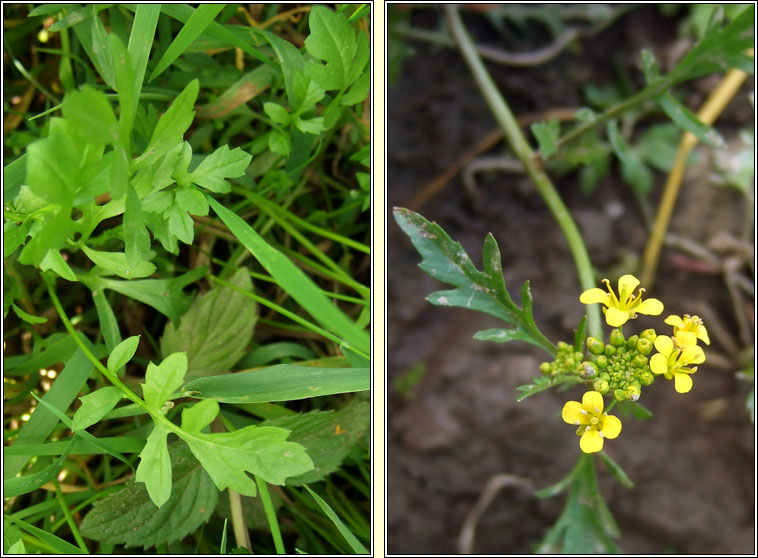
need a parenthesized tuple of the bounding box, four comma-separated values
(697, 325, 710, 345)
(675, 330, 698, 348)
(681, 344, 705, 364)
(653, 335, 674, 356)
(580, 429, 604, 453)
(605, 307, 629, 327)
(674, 372, 693, 393)
(636, 297, 663, 316)
(580, 288, 609, 305)
(582, 391, 604, 414)
(665, 315, 684, 328)
(601, 414, 622, 439)
(650, 353, 668, 375)
(617, 274, 640, 298)
(562, 401, 586, 425)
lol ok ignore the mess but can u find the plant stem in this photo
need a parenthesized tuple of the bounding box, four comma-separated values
(444, 5, 602, 339)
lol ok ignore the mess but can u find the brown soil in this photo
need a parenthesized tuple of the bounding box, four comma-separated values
(387, 5, 755, 555)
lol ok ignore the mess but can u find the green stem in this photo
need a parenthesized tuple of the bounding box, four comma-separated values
(256, 476, 285, 554)
(444, 5, 601, 339)
(53, 480, 89, 553)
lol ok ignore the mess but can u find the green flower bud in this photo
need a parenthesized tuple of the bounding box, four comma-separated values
(604, 345, 616, 357)
(574, 352, 583, 362)
(579, 361, 598, 379)
(633, 354, 648, 368)
(640, 328, 657, 342)
(557, 341, 570, 351)
(613, 388, 627, 401)
(593, 379, 610, 394)
(625, 384, 640, 401)
(640, 371, 654, 386)
(610, 328, 626, 347)
(539, 362, 552, 375)
(626, 335, 639, 349)
(595, 355, 608, 368)
(636, 338, 653, 356)
(599, 372, 610, 382)
(587, 337, 605, 355)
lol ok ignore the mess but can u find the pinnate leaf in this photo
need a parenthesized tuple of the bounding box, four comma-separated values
(141, 352, 188, 411)
(393, 207, 555, 354)
(81, 442, 218, 548)
(188, 145, 252, 193)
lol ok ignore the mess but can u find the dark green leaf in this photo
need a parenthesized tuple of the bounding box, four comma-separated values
(656, 92, 724, 147)
(598, 451, 634, 489)
(516, 375, 583, 402)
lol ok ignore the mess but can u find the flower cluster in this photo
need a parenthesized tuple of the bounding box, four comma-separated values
(558, 274, 708, 453)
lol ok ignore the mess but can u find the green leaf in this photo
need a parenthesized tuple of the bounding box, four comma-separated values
(516, 375, 583, 402)
(81, 246, 157, 279)
(150, 4, 225, 81)
(72, 387, 123, 431)
(208, 197, 369, 356)
(61, 85, 118, 145)
(142, 352, 188, 411)
(188, 145, 252, 194)
(124, 183, 152, 268)
(175, 187, 209, 216)
(615, 400, 653, 420)
(303, 485, 368, 554)
(124, 4, 161, 139)
(656, 92, 724, 147)
(88, 5, 116, 89)
(135, 422, 172, 508)
(393, 207, 555, 354)
(535, 454, 620, 553)
(597, 451, 634, 489)
(5, 515, 85, 555)
(165, 203, 195, 245)
(11, 304, 47, 324)
(532, 117, 561, 159)
(3, 440, 76, 498)
(294, 116, 326, 135)
(107, 335, 140, 374)
(263, 102, 292, 126)
(133, 79, 199, 170)
(184, 364, 369, 404)
(160, 268, 257, 382)
(80, 442, 218, 548)
(305, 6, 365, 91)
(180, 400, 314, 494)
(80, 266, 207, 324)
(263, 396, 369, 485)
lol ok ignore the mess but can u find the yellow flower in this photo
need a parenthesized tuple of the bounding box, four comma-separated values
(562, 391, 622, 453)
(580, 274, 663, 327)
(650, 335, 705, 393)
(665, 314, 709, 347)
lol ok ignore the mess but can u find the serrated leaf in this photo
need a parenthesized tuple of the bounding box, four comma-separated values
(72, 387, 123, 431)
(263, 397, 369, 485)
(133, 79, 199, 170)
(188, 145, 252, 193)
(136, 422, 172, 507)
(160, 268, 257, 382)
(183, 364, 369, 403)
(81, 442, 218, 548)
(394, 207, 555, 354)
(107, 335, 140, 374)
(165, 203, 195, 245)
(305, 6, 357, 91)
(180, 404, 314, 495)
(532, 117, 560, 159)
(81, 246, 156, 279)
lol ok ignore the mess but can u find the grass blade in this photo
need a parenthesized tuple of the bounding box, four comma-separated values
(303, 485, 368, 554)
(150, 4, 225, 82)
(208, 196, 370, 356)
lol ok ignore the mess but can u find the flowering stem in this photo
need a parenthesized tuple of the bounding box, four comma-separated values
(444, 5, 602, 339)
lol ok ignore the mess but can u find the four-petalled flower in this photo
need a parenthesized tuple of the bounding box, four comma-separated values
(665, 314, 709, 348)
(562, 391, 622, 453)
(580, 274, 663, 327)
(650, 335, 705, 393)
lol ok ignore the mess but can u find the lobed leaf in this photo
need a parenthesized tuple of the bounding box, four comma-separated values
(135, 423, 172, 508)
(142, 352, 188, 412)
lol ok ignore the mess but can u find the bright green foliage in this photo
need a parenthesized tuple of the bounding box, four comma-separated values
(80, 442, 219, 549)
(535, 455, 620, 553)
(71, 387, 123, 431)
(394, 207, 556, 354)
(180, 399, 314, 496)
(160, 268, 257, 382)
(135, 423, 173, 507)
